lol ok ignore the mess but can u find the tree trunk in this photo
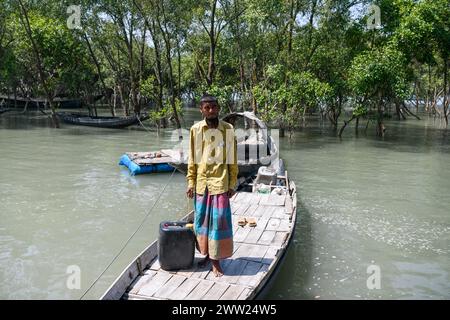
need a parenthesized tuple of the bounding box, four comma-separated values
(177, 37, 182, 100)
(414, 80, 419, 113)
(376, 97, 385, 137)
(83, 33, 114, 116)
(395, 101, 406, 120)
(113, 85, 117, 116)
(338, 115, 356, 137)
(402, 102, 421, 120)
(17, 0, 59, 128)
(157, 0, 182, 138)
(118, 84, 127, 116)
(206, 0, 218, 87)
(135, 0, 167, 128)
(443, 57, 448, 126)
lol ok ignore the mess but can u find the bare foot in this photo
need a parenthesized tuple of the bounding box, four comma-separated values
(198, 255, 210, 267)
(211, 259, 223, 277)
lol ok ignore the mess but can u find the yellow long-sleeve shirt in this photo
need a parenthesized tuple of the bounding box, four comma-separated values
(186, 119, 238, 195)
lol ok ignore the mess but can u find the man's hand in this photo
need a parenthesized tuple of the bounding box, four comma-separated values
(227, 188, 236, 198)
(186, 186, 194, 199)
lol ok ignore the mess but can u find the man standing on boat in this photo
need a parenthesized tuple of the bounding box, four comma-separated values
(186, 94, 238, 277)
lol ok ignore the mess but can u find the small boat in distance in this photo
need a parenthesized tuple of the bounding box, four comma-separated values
(101, 163, 297, 300)
(56, 112, 149, 129)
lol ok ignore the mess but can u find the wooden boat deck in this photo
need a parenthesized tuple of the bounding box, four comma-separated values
(125, 151, 174, 166)
(102, 179, 296, 300)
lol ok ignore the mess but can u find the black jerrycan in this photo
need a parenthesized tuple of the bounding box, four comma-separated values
(158, 221, 195, 271)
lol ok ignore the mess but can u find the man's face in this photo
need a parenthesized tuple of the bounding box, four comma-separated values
(200, 102, 220, 120)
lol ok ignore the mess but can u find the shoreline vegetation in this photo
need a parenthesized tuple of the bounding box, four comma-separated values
(0, 0, 448, 137)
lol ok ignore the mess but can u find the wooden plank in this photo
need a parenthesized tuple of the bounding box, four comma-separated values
(237, 287, 252, 300)
(124, 293, 158, 300)
(234, 203, 250, 216)
(101, 242, 158, 300)
(243, 204, 259, 217)
(244, 228, 264, 244)
(149, 258, 161, 271)
(185, 280, 215, 300)
(169, 278, 201, 300)
(260, 206, 276, 219)
(271, 207, 289, 220)
(247, 245, 269, 263)
(237, 262, 269, 288)
(256, 264, 269, 286)
(285, 196, 293, 215)
(268, 193, 286, 206)
(237, 261, 264, 287)
(153, 275, 187, 299)
(233, 224, 240, 236)
(262, 246, 279, 265)
(231, 201, 243, 214)
(138, 272, 172, 297)
(256, 193, 266, 205)
(258, 230, 276, 246)
(231, 192, 243, 203)
(213, 259, 248, 284)
(128, 270, 157, 295)
(254, 217, 269, 230)
(250, 205, 264, 217)
(219, 285, 247, 300)
(233, 243, 254, 260)
(176, 269, 194, 278)
(175, 252, 205, 277)
(249, 193, 263, 204)
(233, 243, 268, 263)
(237, 192, 251, 204)
(258, 194, 271, 206)
(265, 218, 281, 231)
(241, 192, 260, 204)
(202, 282, 230, 300)
(189, 263, 211, 279)
(232, 241, 241, 254)
(277, 219, 291, 232)
(271, 232, 288, 246)
(233, 224, 252, 243)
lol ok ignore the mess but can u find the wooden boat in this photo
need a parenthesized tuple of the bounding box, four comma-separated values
(56, 112, 149, 129)
(101, 165, 297, 300)
(0, 95, 82, 109)
(164, 112, 279, 177)
(0, 108, 11, 115)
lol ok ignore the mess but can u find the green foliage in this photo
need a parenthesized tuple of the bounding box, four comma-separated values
(349, 45, 410, 101)
(6, 9, 95, 98)
(254, 65, 332, 129)
(196, 84, 235, 111)
(149, 97, 183, 123)
(0, 0, 448, 131)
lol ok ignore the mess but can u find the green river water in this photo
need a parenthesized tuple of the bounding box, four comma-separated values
(0, 109, 449, 299)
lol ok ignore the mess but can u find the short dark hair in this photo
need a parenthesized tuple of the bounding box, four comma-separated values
(200, 94, 218, 105)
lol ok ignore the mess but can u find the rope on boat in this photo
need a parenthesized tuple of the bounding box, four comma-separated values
(79, 166, 178, 300)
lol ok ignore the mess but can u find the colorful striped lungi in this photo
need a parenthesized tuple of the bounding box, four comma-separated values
(194, 189, 233, 260)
